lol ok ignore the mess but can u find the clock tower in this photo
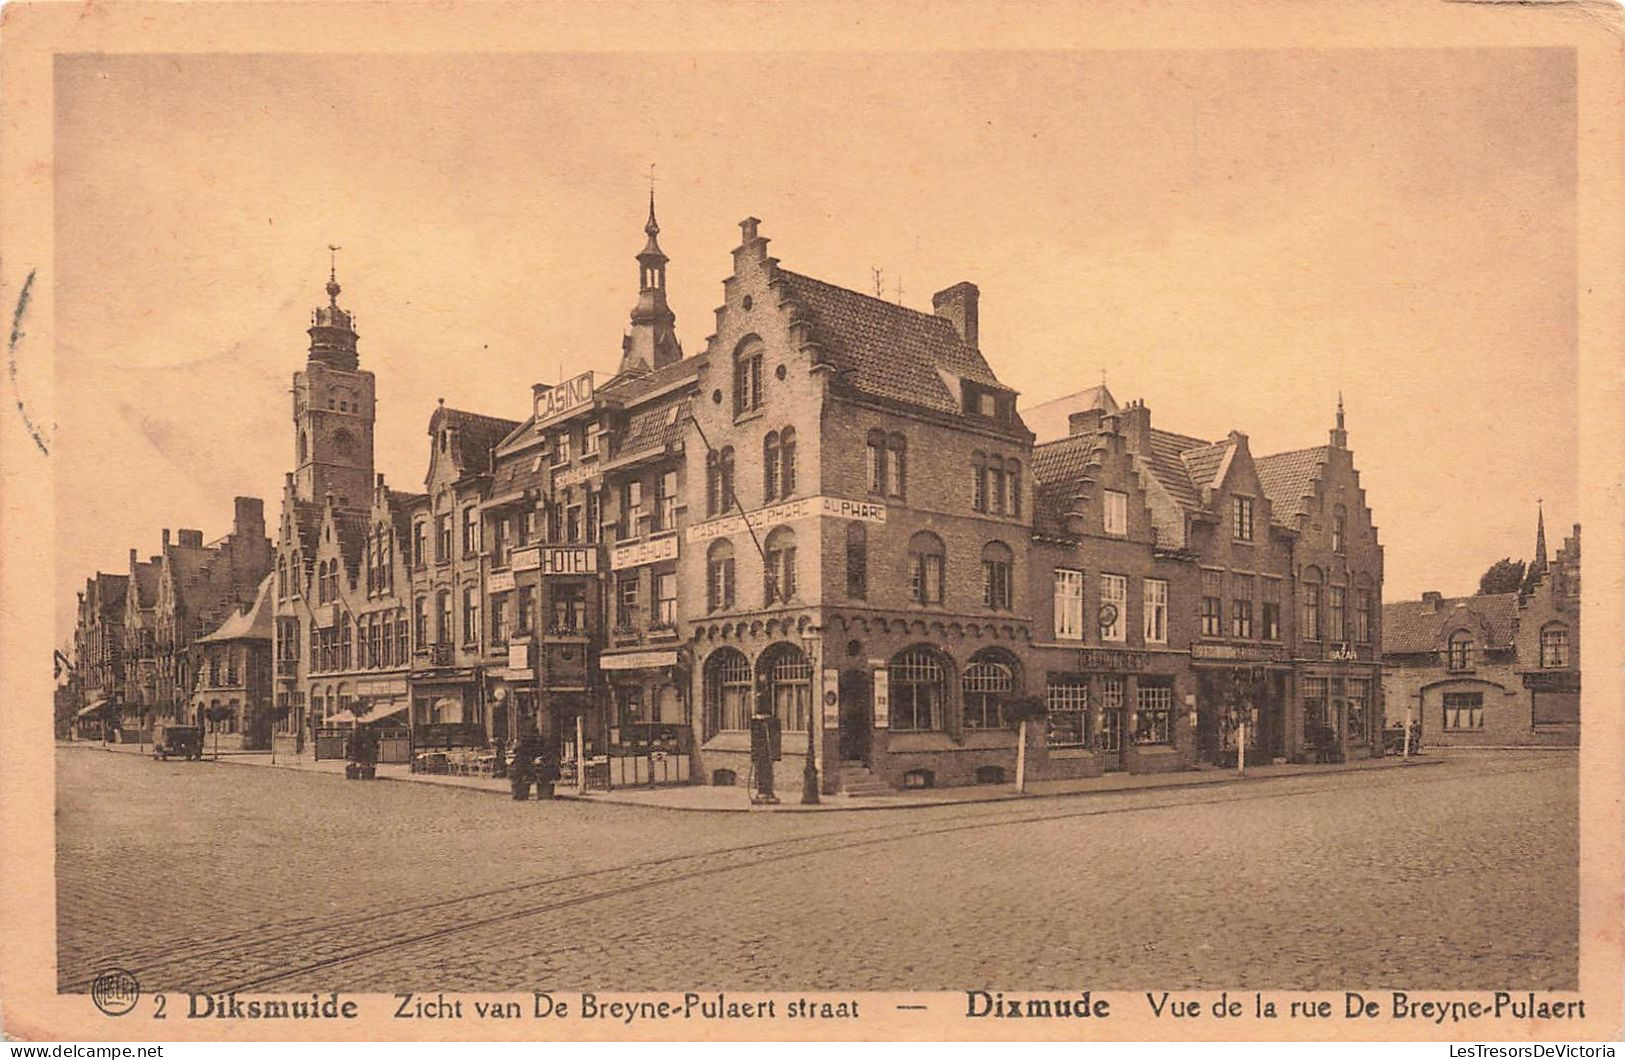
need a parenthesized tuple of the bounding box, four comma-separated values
(292, 256, 375, 507)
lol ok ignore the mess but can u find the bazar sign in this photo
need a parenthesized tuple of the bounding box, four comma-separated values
(1190, 642, 1289, 663)
(534, 372, 594, 427)
(611, 533, 679, 570)
(686, 496, 887, 543)
(1074, 648, 1149, 673)
(1327, 643, 1361, 662)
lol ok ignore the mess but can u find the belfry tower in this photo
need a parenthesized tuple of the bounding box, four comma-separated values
(292, 250, 375, 507)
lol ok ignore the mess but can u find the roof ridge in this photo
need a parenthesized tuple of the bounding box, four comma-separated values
(779, 269, 959, 332)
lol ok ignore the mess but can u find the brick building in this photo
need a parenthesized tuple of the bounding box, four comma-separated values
(1382, 514, 1580, 747)
(72, 573, 129, 738)
(190, 573, 275, 749)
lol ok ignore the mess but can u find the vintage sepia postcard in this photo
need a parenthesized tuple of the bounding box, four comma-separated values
(2, 0, 1622, 1046)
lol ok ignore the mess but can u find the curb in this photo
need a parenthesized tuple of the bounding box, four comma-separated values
(62, 740, 1450, 814)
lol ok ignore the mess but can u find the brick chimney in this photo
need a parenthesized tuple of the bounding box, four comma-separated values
(733, 217, 770, 271)
(162, 529, 171, 549)
(1068, 409, 1105, 436)
(932, 282, 979, 347)
(1119, 399, 1152, 453)
(1422, 591, 1444, 610)
(233, 496, 264, 537)
(178, 529, 204, 548)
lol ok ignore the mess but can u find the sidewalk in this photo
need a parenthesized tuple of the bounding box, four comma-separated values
(62, 738, 1446, 812)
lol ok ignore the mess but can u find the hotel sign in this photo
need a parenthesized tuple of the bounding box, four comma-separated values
(535, 371, 594, 427)
(611, 533, 679, 571)
(687, 496, 887, 544)
(509, 545, 597, 575)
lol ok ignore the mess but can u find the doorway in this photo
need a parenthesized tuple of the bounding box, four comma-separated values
(838, 669, 872, 763)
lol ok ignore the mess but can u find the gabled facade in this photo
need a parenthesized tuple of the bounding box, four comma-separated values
(73, 572, 129, 737)
(1382, 516, 1579, 747)
(190, 573, 275, 749)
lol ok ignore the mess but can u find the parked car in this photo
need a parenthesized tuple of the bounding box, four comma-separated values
(153, 724, 204, 761)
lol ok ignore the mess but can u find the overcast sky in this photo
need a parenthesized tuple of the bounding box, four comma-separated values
(53, 49, 1576, 644)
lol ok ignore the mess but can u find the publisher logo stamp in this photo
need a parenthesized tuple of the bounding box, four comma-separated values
(90, 967, 140, 1016)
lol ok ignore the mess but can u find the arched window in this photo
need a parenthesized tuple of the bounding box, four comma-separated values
(277, 556, 287, 599)
(1447, 630, 1473, 671)
(845, 521, 868, 599)
(706, 539, 736, 612)
(779, 426, 797, 497)
(707, 446, 735, 517)
(890, 647, 947, 732)
(1007, 459, 1021, 518)
(981, 541, 1014, 611)
(1332, 505, 1347, 554)
(1540, 624, 1570, 668)
(886, 433, 907, 499)
(972, 451, 987, 511)
(332, 429, 354, 458)
(763, 431, 780, 502)
(963, 651, 1016, 730)
(759, 643, 812, 733)
(734, 337, 764, 414)
(340, 619, 352, 670)
(298, 430, 308, 465)
(764, 526, 797, 604)
(909, 531, 945, 604)
(704, 647, 753, 735)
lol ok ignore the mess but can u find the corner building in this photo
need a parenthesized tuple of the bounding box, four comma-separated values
(685, 219, 1036, 792)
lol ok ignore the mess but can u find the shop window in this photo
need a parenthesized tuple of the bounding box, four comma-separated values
(1135, 682, 1174, 745)
(890, 648, 946, 732)
(975, 765, 1006, 785)
(1541, 626, 1570, 668)
(1346, 678, 1370, 743)
(704, 648, 752, 735)
(962, 656, 1014, 730)
(1303, 677, 1329, 738)
(1046, 677, 1089, 749)
(761, 644, 812, 733)
(1442, 692, 1484, 731)
(909, 532, 945, 605)
(902, 769, 935, 790)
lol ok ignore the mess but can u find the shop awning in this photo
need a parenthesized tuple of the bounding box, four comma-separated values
(355, 702, 407, 725)
(598, 650, 678, 671)
(325, 710, 360, 725)
(75, 699, 108, 718)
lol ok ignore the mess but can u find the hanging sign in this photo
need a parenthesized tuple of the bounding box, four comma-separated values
(822, 669, 841, 724)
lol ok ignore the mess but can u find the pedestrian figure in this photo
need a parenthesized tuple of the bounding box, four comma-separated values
(511, 721, 542, 801)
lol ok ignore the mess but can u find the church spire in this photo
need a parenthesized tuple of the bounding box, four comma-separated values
(1533, 500, 1549, 572)
(308, 245, 358, 371)
(1329, 392, 1348, 448)
(621, 185, 682, 373)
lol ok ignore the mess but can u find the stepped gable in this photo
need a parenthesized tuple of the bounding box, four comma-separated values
(1254, 445, 1331, 525)
(775, 270, 1015, 420)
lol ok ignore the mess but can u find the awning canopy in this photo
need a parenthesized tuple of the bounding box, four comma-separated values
(599, 650, 679, 671)
(324, 710, 360, 725)
(75, 699, 108, 718)
(356, 702, 407, 725)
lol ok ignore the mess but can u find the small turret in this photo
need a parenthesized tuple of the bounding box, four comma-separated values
(308, 246, 359, 371)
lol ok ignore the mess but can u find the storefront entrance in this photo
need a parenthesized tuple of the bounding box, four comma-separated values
(1098, 704, 1126, 771)
(838, 669, 872, 763)
(1196, 668, 1287, 765)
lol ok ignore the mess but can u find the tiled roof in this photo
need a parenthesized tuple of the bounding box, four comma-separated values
(1144, 429, 1207, 513)
(1032, 431, 1105, 487)
(1179, 441, 1230, 491)
(1022, 386, 1120, 443)
(1254, 446, 1329, 524)
(598, 355, 703, 402)
(441, 408, 522, 476)
(196, 574, 273, 644)
(618, 395, 691, 457)
(1382, 593, 1519, 655)
(776, 270, 1011, 417)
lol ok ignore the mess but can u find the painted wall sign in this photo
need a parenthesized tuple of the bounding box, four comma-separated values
(1190, 642, 1290, 663)
(487, 569, 517, 593)
(535, 371, 595, 426)
(511, 546, 541, 572)
(507, 640, 531, 672)
(823, 668, 841, 724)
(610, 533, 680, 571)
(872, 668, 890, 729)
(540, 547, 598, 575)
(553, 464, 599, 490)
(1074, 648, 1150, 673)
(686, 496, 887, 544)
(1327, 643, 1360, 662)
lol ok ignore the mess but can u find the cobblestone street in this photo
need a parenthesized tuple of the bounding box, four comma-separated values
(56, 747, 1576, 993)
